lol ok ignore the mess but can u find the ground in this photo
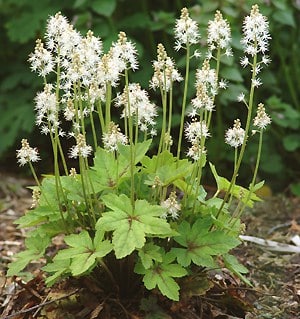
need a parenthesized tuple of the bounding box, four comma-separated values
(0, 173, 299, 318)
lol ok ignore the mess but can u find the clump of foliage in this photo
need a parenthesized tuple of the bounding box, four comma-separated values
(8, 5, 271, 303)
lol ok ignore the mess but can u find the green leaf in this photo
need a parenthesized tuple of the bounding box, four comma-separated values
(70, 253, 97, 276)
(283, 134, 300, 151)
(223, 254, 252, 286)
(74, 0, 87, 8)
(209, 163, 261, 207)
(119, 12, 151, 29)
(93, 229, 113, 257)
(113, 221, 146, 259)
(7, 235, 50, 276)
(136, 252, 187, 301)
(55, 230, 112, 276)
(268, 96, 300, 129)
(64, 231, 93, 250)
(96, 194, 171, 258)
(143, 150, 192, 188)
(43, 259, 71, 286)
(273, 9, 296, 28)
(173, 219, 240, 268)
(291, 182, 300, 196)
(90, 147, 124, 191)
(90, 141, 151, 191)
(91, 0, 116, 17)
(118, 139, 152, 166)
(250, 180, 265, 193)
(0, 102, 34, 154)
(221, 67, 243, 82)
(138, 243, 162, 269)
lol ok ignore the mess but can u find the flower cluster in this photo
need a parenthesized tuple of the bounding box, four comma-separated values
(190, 60, 217, 116)
(16, 139, 40, 166)
(115, 83, 157, 135)
(253, 103, 271, 130)
(28, 13, 141, 159)
(240, 5, 271, 75)
(102, 122, 128, 152)
(185, 120, 210, 143)
(174, 7, 200, 50)
(161, 191, 181, 219)
(207, 10, 232, 57)
(34, 84, 59, 135)
(28, 39, 54, 76)
(14, 6, 273, 303)
(241, 4, 271, 56)
(150, 43, 183, 92)
(185, 120, 209, 161)
(225, 119, 245, 148)
(69, 134, 93, 158)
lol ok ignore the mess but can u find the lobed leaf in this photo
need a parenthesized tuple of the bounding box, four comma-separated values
(97, 194, 171, 259)
(137, 251, 187, 301)
(173, 218, 240, 267)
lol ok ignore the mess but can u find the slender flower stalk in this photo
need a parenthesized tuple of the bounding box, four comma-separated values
(150, 43, 181, 153)
(174, 8, 200, 161)
(231, 105, 271, 225)
(217, 5, 271, 219)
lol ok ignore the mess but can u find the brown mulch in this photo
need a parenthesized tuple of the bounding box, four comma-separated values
(0, 173, 299, 319)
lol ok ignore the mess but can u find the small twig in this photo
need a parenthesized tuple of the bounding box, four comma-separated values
(1, 289, 80, 319)
(240, 235, 300, 253)
(0, 241, 22, 246)
(14, 278, 42, 300)
(33, 291, 50, 317)
(216, 286, 274, 296)
(267, 221, 292, 234)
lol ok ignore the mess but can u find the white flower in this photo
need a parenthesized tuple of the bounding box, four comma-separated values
(225, 48, 233, 57)
(194, 49, 201, 58)
(225, 119, 245, 148)
(102, 122, 128, 152)
(219, 79, 228, 89)
(252, 77, 262, 87)
(254, 64, 262, 74)
(150, 43, 183, 92)
(253, 103, 271, 129)
(261, 55, 271, 65)
(16, 139, 40, 166)
(174, 7, 200, 50)
(187, 143, 206, 161)
(237, 92, 245, 102)
(28, 39, 54, 76)
(31, 188, 41, 208)
(185, 120, 210, 143)
(161, 191, 181, 219)
(196, 60, 217, 87)
(241, 4, 271, 56)
(96, 50, 125, 87)
(63, 99, 76, 121)
(240, 56, 250, 68)
(111, 31, 138, 71)
(190, 59, 217, 115)
(34, 84, 58, 131)
(191, 84, 214, 114)
(69, 134, 93, 158)
(207, 10, 231, 50)
(116, 83, 157, 133)
(45, 12, 81, 56)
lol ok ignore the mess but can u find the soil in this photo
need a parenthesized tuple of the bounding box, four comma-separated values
(0, 173, 299, 319)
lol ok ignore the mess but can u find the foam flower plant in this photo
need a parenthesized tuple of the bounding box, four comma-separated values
(9, 6, 271, 303)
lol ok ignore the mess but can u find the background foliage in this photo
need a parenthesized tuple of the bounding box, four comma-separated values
(1, 0, 299, 192)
